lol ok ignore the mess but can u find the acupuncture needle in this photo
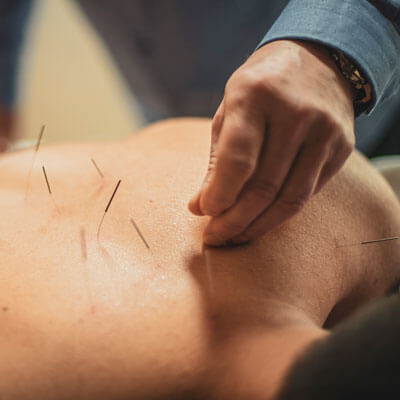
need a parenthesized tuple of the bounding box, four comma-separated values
(337, 236, 400, 248)
(91, 158, 104, 179)
(130, 217, 150, 249)
(42, 165, 58, 210)
(97, 179, 122, 239)
(42, 166, 51, 194)
(25, 125, 45, 200)
(360, 236, 399, 245)
(129, 216, 164, 269)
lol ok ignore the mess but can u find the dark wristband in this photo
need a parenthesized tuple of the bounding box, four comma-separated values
(329, 49, 372, 115)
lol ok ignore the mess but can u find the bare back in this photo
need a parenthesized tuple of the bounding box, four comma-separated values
(1, 118, 400, 399)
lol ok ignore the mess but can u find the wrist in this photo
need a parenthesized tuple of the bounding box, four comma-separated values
(294, 40, 355, 104)
(294, 40, 372, 116)
(328, 48, 372, 116)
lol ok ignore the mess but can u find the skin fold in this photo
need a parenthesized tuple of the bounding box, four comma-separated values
(0, 118, 400, 400)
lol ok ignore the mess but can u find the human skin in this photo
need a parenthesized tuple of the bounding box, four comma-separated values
(189, 40, 355, 246)
(0, 118, 400, 400)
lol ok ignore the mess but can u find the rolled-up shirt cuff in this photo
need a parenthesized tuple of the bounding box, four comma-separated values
(256, 0, 400, 114)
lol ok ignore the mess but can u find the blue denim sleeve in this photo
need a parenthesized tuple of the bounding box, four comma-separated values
(0, 0, 33, 108)
(256, 0, 400, 115)
(367, 0, 400, 33)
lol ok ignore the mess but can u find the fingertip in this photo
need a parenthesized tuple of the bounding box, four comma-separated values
(202, 222, 225, 247)
(199, 190, 227, 217)
(188, 192, 204, 216)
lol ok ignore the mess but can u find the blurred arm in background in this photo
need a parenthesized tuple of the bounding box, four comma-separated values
(0, 0, 32, 150)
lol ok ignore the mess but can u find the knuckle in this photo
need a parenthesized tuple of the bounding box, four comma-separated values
(341, 135, 355, 154)
(211, 115, 223, 138)
(335, 140, 354, 161)
(330, 129, 355, 158)
(298, 105, 321, 121)
(231, 232, 251, 245)
(278, 192, 310, 213)
(296, 104, 330, 124)
(323, 117, 345, 141)
(233, 69, 263, 90)
(301, 107, 336, 132)
(226, 93, 248, 111)
(220, 218, 246, 236)
(202, 198, 227, 217)
(225, 129, 254, 154)
(303, 109, 353, 148)
(227, 70, 272, 102)
(230, 155, 256, 177)
(320, 113, 353, 143)
(219, 151, 256, 178)
(245, 74, 269, 95)
(323, 113, 340, 129)
(247, 179, 280, 203)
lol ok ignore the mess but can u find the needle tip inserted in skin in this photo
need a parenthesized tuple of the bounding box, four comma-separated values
(360, 236, 400, 245)
(25, 125, 46, 201)
(42, 166, 52, 195)
(336, 236, 400, 248)
(36, 125, 45, 152)
(91, 158, 104, 179)
(41, 165, 59, 211)
(130, 217, 150, 249)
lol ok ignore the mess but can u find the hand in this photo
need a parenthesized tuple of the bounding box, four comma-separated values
(189, 40, 355, 246)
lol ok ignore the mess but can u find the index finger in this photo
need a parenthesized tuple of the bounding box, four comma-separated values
(230, 141, 329, 243)
(199, 108, 265, 216)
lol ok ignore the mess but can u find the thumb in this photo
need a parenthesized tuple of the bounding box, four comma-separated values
(188, 102, 224, 215)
